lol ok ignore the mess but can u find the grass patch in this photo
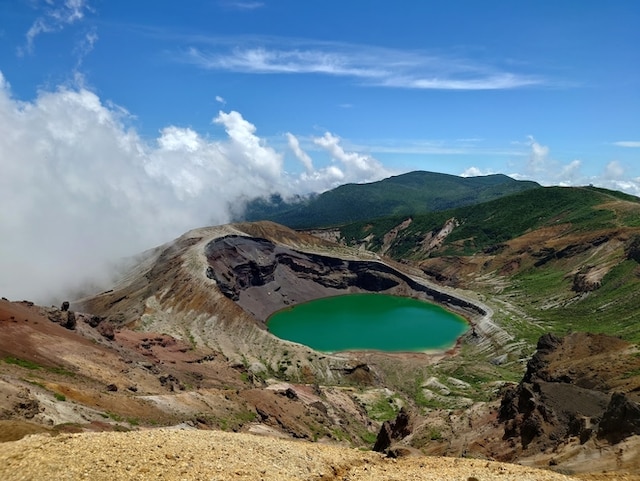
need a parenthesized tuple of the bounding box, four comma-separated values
(359, 430, 378, 445)
(106, 412, 124, 422)
(3, 357, 76, 377)
(48, 366, 76, 377)
(368, 395, 398, 422)
(3, 357, 41, 370)
(53, 392, 66, 402)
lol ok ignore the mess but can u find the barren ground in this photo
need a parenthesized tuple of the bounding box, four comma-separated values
(0, 429, 583, 481)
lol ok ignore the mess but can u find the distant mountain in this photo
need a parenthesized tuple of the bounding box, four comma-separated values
(242, 171, 541, 229)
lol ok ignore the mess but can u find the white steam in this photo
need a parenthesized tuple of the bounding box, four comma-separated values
(0, 73, 389, 303)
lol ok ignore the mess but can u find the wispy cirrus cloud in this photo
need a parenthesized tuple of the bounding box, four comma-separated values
(19, 0, 93, 55)
(614, 141, 640, 148)
(183, 38, 546, 91)
(219, 1, 265, 10)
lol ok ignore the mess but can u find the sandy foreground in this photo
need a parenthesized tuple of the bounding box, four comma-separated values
(0, 429, 581, 481)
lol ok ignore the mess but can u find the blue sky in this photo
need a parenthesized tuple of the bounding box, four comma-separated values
(1, 0, 639, 301)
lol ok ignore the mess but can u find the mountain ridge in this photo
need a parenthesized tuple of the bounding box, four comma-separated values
(243, 170, 541, 228)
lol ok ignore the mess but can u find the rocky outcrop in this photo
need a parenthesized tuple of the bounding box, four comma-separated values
(598, 392, 640, 443)
(373, 407, 412, 454)
(499, 332, 640, 455)
(46, 305, 76, 330)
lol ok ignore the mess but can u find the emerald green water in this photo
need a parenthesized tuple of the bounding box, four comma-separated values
(267, 293, 469, 352)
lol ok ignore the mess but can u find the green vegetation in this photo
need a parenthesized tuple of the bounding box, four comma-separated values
(2, 357, 76, 376)
(338, 185, 640, 347)
(3, 356, 41, 370)
(341, 186, 632, 259)
(106, 412, 124, 422)
(367, 395, 399, 422)
(53, 392, 66, 402)
(359, 430, 378, 445)
(243, 171, 539, 229)
(510, 259, 640, 343)
(202, 409, 257, 432)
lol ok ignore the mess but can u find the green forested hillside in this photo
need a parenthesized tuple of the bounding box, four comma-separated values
(339, 186, 638, 258)
(242, 171, 540, 228)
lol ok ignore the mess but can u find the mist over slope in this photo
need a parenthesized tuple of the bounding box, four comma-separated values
(0, 76, 390, 303)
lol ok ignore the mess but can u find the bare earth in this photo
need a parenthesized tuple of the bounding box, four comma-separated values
(1, 429, 579, 481)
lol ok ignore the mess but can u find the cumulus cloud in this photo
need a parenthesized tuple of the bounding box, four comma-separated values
(313, 132, 391, 180)
(278, 132, 391, 193)
(508, 137, 640, 195)
(509, 136, 583, 186)
(604, 160, 624, 180)
(526, 135, 551, 173)
(0, 72, 390, 303)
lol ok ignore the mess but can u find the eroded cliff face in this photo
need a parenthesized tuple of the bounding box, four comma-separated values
(203, 234, 485, 324)
(498, 332, 640, 466)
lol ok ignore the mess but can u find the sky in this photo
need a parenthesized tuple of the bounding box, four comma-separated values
(1, 0, 639, 302)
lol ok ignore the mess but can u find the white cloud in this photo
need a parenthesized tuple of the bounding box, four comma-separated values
(460, 167, 497, 177)
(19, 0, 93, 55)
(214, 110, 283, 181)
(74, 27, 98, 67)
(184, 39, 545, 91)
(604, 160, 624, 180)
(0, 71, 397, 303)
(559, 159, 582, 179)
(215, 95, 226, 104)
(614, 141, 640, 148)
(313, 132, 392, 181)
(508, 137, 640, 196)
(526, 135, 551, 173)
(286, 132, 314, 173)
(509, 137, 583, 186)
(219, 1, 264, 10)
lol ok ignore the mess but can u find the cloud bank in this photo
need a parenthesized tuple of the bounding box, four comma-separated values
(0, 72, 389, 303)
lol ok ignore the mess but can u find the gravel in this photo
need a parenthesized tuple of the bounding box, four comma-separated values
(0, 428, 579, 481)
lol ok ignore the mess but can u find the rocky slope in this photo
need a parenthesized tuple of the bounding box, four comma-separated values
(0, 221, 491, 448)
(370, 332, 640, 476)
(3, 219, 640, 479)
